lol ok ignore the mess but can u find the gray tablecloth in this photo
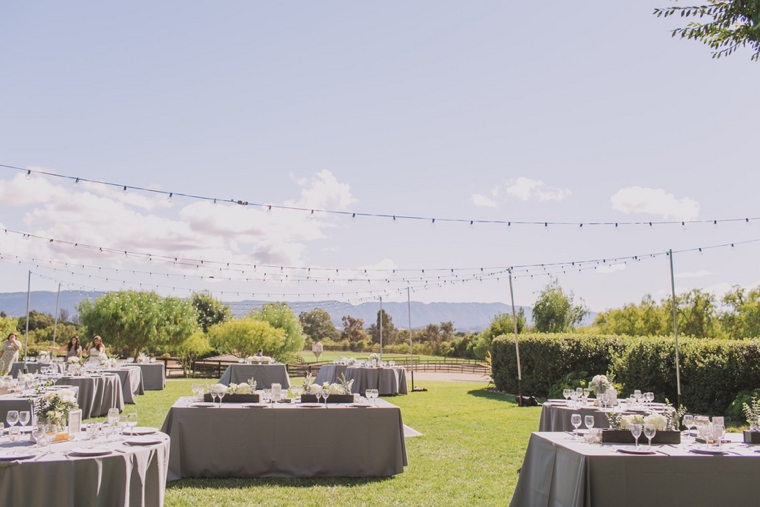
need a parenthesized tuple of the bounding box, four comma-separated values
(134, 363, 165, 390)
(314, 364, 348, 385)
(511, 432, 760, 507)
(0, 430, 170, 507)
(344, 367, 408, 396)
(218, 364, 291, 389)
(161, 397, 408, 480)
(106, 368, 144, 404)
(10, 362, 66, 377)
(0, 396, 35, 426)
(55, 375, 124, 419)
(538, 401, 669, 432)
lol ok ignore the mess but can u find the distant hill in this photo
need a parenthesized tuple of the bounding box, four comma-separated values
(0, 291, 595, 332)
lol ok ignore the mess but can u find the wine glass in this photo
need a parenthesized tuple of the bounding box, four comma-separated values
(584, 415, 595, 434)
(570, 414, 582, 439)
(634, 390, 642, 406)
(210, 389, 218, 406)
(216, 386, 226, 406)
(86, 422, 99, 448)
(582, 388, 590, 404)
(645, 392, 654, 405)
(6, 410, 18, 429)
(367, 389, 378, 406)
(102, 421, 114, 443)
(32, 424, 45, 449)
(19, 411, 30, 434)
(683, 415, 695, 441)
(314, 387, 322, 404)
(108, 408, 120, 426)
(191, 383, 202, 401)
(127, 413, 138, 435)
(45, 424, 58, 452)
(630, 423, 643, 449)
(322, 389, 330, 407)
(644, 424, 656, 449)
(118, 415, 129, 440)
(563, 389, 572, 403)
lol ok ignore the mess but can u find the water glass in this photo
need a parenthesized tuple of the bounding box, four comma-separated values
(127, 413, 138, 435)
(86, 423, 99, 448)
(108, 408, 120, 425)
(644, 424, 657, 448)
(6, 410, 18, 428)
(32, 424, 44, 449)
(713, 424, 725, 447)
(45, 424, 57, 452)
(584, 415, 595, 431)
(102, 421, 114, 443)
(683, 414, 695, 440)
(118, 416, 128, 439)
(570, 414, 582, 439)
(630, 423, 643, 448)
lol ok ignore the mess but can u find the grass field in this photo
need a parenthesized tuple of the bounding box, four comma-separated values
(108, 378, 538, 506)
(297, 351, 476, 364)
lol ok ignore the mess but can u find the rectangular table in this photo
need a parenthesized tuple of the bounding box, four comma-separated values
(106, 368, 145, 404)
(511, 432, 760, 507)
(9, 362, 66, 377)
(314, 364, 348, 385)
(134, 363, 165, 390)
(218, 364, 291, 389)
(539, 400, 670, 432)
(344, 367, 408, 396)
(161, 397, 408, 480)
(55, 375, 124, 419)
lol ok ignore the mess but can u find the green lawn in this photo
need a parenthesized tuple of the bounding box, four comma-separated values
(297, 351, 476, 364)
(115, 378, 538, 507)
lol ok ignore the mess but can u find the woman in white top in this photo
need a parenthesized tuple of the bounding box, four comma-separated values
(0, 332, 22, 374)
(86, 335, 107, 364)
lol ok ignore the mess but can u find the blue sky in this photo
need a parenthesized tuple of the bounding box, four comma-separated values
(0, 1, 759, 312)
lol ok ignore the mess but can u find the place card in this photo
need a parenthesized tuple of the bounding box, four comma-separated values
(68, 409, 82, 436)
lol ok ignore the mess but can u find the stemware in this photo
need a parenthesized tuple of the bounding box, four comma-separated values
(584, 415, 595, 433)
(102, 421, 114, 443)
(314, 388, 322, 404)
(127, 413, 138, 435)
(19, 410, 30, 430)
(86, 422, 99, 448)
(216, 386, 226, 406)
(210, 389, 218, 406)
(32, 424, 45, 449)
(45, 424, 58, 452)
(6, 410, 19, 429)
(570, 414, 582, 439)
(367, 389, 379, 406)
(108, 408, 120, 426)
(630, 423, 643, 449)
(582, 388, 590, 404)
(118, 415, 129, 440)
(645, 392, 655, 405)
(713, 423, 726, 447)
(683, 415, 695, 441)
(322, 389, 330, 407)
(644, 424, 656, 449)
(563, 389, 572, 403)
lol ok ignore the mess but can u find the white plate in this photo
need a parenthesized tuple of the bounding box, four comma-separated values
(190, 402, 216, 407)
(0, 452, 37, 461)
(349, 404, 371, 408)
(125, 437, 163, 446)
(68, 448, 112, 457)
(127, 427, 157, 436)
(689, 448, 726, 456)
(243, 403, 270, 408)
(298, 403, 326, 408)
(616, 448, 656, 455)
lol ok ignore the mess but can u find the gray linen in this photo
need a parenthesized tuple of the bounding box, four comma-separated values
(161, 397, 407, 480)
(107, 368, 145, 404)
(55, 375, 124, 419)
(344, 367, 408, 396)
(0, 432, 170, 507)
(135, 363, 165, 390)
(314, 364, 348, 385)
(218, 364, 291, 389)
(511, 432, 760, 507)
(10, 362, 66, 377)
(0, 397, 35, 426)
(538, 402, 669, 432)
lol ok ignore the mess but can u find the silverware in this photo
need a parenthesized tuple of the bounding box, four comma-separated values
(655, 449, 671, 456)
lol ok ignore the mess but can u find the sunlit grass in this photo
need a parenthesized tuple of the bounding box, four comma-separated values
(116, 378, 538, 506)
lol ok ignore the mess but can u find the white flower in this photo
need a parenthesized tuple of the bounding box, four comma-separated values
(67, 356, 80, 364)
(644, 413, 668, 431)
(309, 384, 322, 394)
(328, 383, 344, 395)
(235, 384, 252, 395)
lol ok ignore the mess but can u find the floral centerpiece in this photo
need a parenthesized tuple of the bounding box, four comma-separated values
(137, 353, 148, 364)
(204, 381, 259, 402)
(227, 382, 254, 395)
(303, 374, 355, 403)
(302, 373, 314, 393)
(603, 402, 683, 444)
(36, 389, 78, 427)
(743, 396, 760, 431)
(38, 351, 51, 363)
(67, 356, 81, 365)
(588, 375, 611, 395)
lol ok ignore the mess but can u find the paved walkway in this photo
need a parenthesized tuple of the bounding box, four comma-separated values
(406, 371, 490, 383)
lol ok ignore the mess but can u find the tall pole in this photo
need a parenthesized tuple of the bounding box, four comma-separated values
(52, 282, 61, 345)
(669, 249, 682, 407)
(23, 271, 31, 373)
(407, 287, 414, 390)
(379, 296, 383, 360)
(508, 269, 523, 406)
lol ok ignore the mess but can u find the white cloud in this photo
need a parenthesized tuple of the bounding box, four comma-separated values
(471, 194, 498, 207)
(504, 177, 571, 202)
(596, 263, 626, 274)
(610, 186, 700, 221)
(675, 270, 714, 279)
(0, 168, 357, 270)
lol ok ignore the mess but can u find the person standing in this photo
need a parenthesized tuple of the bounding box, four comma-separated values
(86, 335, 107, 364)
(0, 332, 22, 374)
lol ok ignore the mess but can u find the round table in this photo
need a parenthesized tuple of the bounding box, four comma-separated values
(344, 366, 408, 396)
(105, 368, 145, 404)
(0, 428, 170, 507)
(55, 375, 125, 419)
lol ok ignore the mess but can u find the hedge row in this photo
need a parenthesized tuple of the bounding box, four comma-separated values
(491, 333, 760, 416)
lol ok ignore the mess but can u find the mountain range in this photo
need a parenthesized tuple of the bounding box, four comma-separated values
(0, 291, 596, 332)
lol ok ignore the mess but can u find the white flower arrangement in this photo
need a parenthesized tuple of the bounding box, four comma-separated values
(67, 356, 81, 365)
(368, 353, 380, 363)
(38, 351, 50, 362)
(619, 414, 646, 430)
(211, 383, 228, 395)
(589, 375, 611, 394)
(644, 413, 668, 431)
(309, 383, 322, 394)
(137, 353, 148, 364)
(20, 373, 35, 383)
(227, 383, 253, 395)
(37, 388, 78, 426)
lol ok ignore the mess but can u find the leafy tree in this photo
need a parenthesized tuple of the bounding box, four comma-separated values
(191, 291, 231, 332)
(368, 309, 398, 345)
(473, 311, 526, 359)
(77, 291, 198, 358)
(594, 295, 669, 336)
(248, 302, 304, 362)
(16, 310, 55, 333)
(0, 316, 17, 339)
(299, 308, 339, 342)
(170, 330, 212, 376)
(340, 316, 367, 343)
(532, 281, 588, 333)
(669, 288, 721, 338)
(655, 1, 760, 61)
(721, 285, 760, 338)
(440, 321, 455, 342)
(207, 318, 285, 358)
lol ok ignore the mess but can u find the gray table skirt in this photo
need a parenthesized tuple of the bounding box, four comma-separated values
(510, 432, 760, 507)
(10, 362, 66, 378)
(0, 432, 170, 507)
(106, 368, 145, 404)
(539, 401, 670, 432)
(344, 367, 408, 396)
(161, 397, 408, 480)
(134, 363, 165, 390)
(218, 364, 291, 389)
(0, 388, 80, 426)
(55, 375, 124, 419)
(314, 364, 348, 385)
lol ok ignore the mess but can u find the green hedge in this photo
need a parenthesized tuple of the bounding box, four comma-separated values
(492, 333, 760, 416)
